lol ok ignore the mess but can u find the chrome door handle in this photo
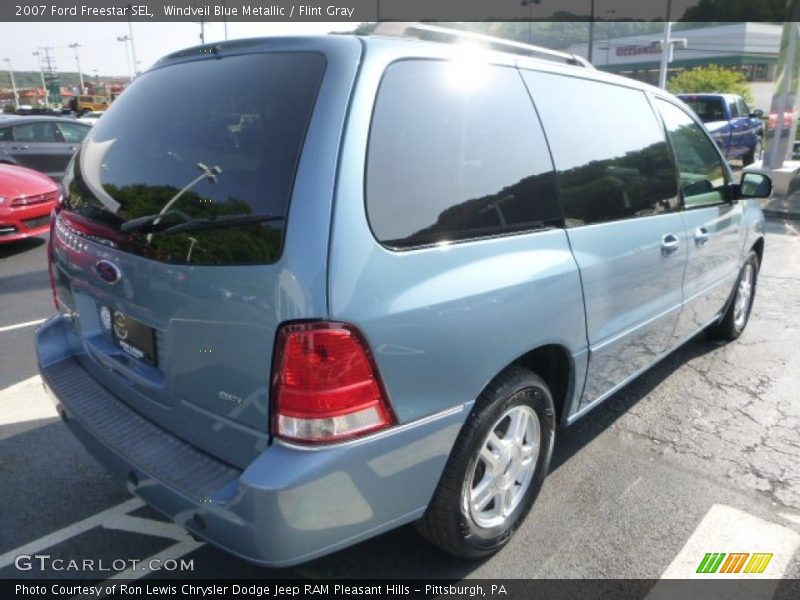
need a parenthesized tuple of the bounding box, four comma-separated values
(11, 145, 29, 150)
(661, 233, 680, 256)
(695, 227, 710, 247)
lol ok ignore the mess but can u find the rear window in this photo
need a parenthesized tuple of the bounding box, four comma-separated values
(682, 97, 726, 123)
(65, 52, 326, 265)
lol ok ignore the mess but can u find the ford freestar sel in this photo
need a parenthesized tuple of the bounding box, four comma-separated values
(37, 27, 770, 565)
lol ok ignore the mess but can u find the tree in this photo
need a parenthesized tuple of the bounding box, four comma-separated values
(667, 64, 754, 105)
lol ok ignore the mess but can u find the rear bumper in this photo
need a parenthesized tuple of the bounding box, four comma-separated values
(36, 316, 464, 566)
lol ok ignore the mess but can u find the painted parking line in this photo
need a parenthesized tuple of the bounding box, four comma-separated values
(103, 514, 190, 542)
(0, 318, 46, 333)
(0, 498, 145, 570)
(0, 375, 56, 426)
(658, 504, 800, 579)
(643, 504, 800, 600)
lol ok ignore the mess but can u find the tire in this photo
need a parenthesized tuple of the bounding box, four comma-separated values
(743, 137, 762, 166)
(706, 250, 760, 341)
(415, 366, 556, 559)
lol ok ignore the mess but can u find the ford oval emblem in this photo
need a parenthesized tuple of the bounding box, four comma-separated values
(95, 260, 121, 284)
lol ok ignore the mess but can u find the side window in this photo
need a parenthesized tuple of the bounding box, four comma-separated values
(57, 122, 89, 143)
(366, 60, 561, 249)
(656, 99, 728, 208)
(737, 97, 750, 117)
(12, 122, 58, 143)
(521, 71, 679, 226)
(0, 127, 11, 141)
(728, 99, 739, 118)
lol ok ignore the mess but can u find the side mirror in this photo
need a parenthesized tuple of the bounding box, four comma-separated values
(750, 109, 764, 118)
(739, 172, 772, 198)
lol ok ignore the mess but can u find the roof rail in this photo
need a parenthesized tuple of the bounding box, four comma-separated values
(370, 22, 594, 69)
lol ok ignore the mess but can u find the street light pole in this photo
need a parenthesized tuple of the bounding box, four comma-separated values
(3, 58, 19, 108)
(117, 35, 133, 82)
(69, 43, 84, 93)
(127, 19, 139, 76)
(658, 0, 673, 89)
(520, 0, 541, 45)
(588, 0, 595, 63)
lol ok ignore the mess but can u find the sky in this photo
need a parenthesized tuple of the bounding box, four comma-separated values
(0, 0, 700, 79)
(0, 22, 358, 79)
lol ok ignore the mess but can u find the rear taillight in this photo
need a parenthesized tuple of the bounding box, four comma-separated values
(272, 322, 395, 444)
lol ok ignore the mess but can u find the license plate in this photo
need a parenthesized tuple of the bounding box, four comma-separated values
(111, 311, 157, 366)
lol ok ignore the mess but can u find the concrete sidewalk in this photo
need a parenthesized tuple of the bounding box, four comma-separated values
(743, 160, 800, 220)
(761, 192, 800, 221)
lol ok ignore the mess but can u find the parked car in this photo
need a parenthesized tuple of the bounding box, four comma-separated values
(0, 162, 59, 243)
(678, 93, 764, 165)
(37, 30, 770, 567)
(67, 94, 109, 116)
(14, 106, 73, 117)
(76, 111, 105, 126)
(0, 116, 90, 180)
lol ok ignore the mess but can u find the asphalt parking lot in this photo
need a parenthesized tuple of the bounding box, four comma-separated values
(1, 221, 799, 582)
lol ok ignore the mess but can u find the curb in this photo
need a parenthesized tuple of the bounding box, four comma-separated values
(764, 210, 800, 221)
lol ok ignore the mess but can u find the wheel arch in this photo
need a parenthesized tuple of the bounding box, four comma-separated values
(509, 343, 574, 426)
(752, 236, 765, 270)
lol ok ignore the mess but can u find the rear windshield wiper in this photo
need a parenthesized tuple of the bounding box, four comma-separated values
(120, 209, 191, 234)
(162, 213, 285, 234)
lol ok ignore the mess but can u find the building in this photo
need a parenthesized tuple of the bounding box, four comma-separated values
(569, 23, 782, 111)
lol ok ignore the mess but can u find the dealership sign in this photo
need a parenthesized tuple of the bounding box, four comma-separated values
(616, 42, 662, 57)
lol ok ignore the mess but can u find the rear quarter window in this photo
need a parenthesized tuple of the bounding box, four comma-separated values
(366, 60, 561, 249)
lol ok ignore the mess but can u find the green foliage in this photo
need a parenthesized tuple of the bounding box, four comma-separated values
(667, 64, 754, 105)
(0, 71, 87, 89)
(680, 0, 785, 22)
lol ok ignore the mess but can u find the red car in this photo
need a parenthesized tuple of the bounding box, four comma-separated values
(0, 163, 59, 243)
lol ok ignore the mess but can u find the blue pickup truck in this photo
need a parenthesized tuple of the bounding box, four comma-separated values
(678, 93, 764, 165)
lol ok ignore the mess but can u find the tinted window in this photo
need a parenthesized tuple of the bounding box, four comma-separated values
(65, 53, 326, 265)
(0, 127, 10, 141)
(682, 97, 727, 123)
(736, 97, 750, 117)
(13, 122, 58, 143)
(728, 99, 739, 118)
(366, 60, 561, 249)
(656, 99, 728, 208)
(57, 122, 90, 143)
(522, 72, 678, 226)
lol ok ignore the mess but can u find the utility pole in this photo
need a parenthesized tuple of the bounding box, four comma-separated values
(3, 58, 19, 108)
(39, 46, 57, 107)
(32, 50, 49, 107)
(69, 43, 84, 93)
(117, 35, 133, 82)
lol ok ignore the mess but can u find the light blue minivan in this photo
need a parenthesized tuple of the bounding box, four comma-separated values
(37, 26, 771, 565)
